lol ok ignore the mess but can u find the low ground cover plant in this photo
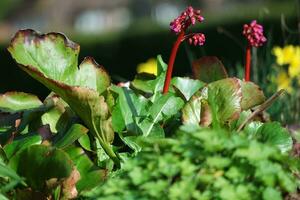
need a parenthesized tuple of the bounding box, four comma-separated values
(83, 126, 297, 200)
(0, 6, 299, 200)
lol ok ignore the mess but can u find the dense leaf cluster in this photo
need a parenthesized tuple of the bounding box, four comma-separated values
(83, 126, 299, 200)
(0, 29, 298, 199)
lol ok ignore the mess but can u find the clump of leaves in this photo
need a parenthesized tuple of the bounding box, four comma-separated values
(0, 30, 117, 198)
(0, 30, 190, 198)
(0, 27, 297, 199)
(7, 30, 118, 166)
(0, 158, 24, 200)
(83, 125, 299, 200)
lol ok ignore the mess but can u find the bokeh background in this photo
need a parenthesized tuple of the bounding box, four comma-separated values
(0, 0, 299, 100)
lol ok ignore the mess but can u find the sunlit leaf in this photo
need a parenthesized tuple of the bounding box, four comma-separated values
(8, 30, 119, 166)
(172, 77, 205, 101)
(137, 118, 165, 138)
(0, 92, 42, 113)
(240, 81, 265, 110)
(0, 92, 54, 135)
(78, 134, 92, 152)
(3, 134, 42, 159)
(135, 94, 184, 137)
(41, 95, 74, 134)
(149, 94, 184, 123)
(111, 102, 126, 133)
(208, 78, 242, 127)
(182, 92, 202, 125)
(75, 57, 110, 94)
(65, 146, 106, 193)
(256, 122, 293, 153)
(110, 85, 149, 135)
(54, 124, 88, 149)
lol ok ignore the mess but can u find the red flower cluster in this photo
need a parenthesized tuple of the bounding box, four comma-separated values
(188, 33, 205, 46)
(243, 20, 267, 47)
(170, 6, 204, 34)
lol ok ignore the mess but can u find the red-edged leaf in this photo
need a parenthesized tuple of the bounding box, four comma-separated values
(8, 29, 119, 167)
(192, 56, 228, 83)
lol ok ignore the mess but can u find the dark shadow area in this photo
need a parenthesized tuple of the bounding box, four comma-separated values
(0, 17, 298, 99)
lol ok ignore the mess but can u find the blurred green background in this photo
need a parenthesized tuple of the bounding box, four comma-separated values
(0, 0, 299, 98)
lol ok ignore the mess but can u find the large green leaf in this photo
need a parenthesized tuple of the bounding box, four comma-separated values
(76, 170, 106, 193)
(111, 102, 126, 133)
(75, 57, 110, 94)
(171, 77, 205, 101)
(110, 86, 152, 152)
(137, 118, 165, 138)
(256, 122, 293, 153)
(0, 193, 9, 200)
(243, 121, 263, 136)
(41, 96, 74, 134)
(230, 110, 263, 135)
(8, 30, 119, 167)
(54, 124, 88, 149)
(0, 92, 42, 113)
(110, 85, 149, 135)
(65, 146, 106, 193)
(8, 30, 79, 84)
(240, 81, 265, 110)
(192, 56, 228, 83)
(78, 134, 92, 152)
(206, 78, 265, 128)
(111, 85, 182, 146)
(182, 92, 202, 125)
(3, 134, 42, 159)
(0, 92, 55, 134)
(149, 94, 184, 123)
(208, 78, 242, 127)
(140, 94, 184, 137)
(156, 54, 167, 75)
(0, 159, 23, 194)
(9, 145, 74, 190)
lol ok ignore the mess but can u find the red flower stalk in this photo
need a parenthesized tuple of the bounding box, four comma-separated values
(163, 6, 205, 94)
(242, 20, 267, 81)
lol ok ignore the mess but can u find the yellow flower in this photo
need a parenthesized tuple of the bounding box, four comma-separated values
(288, 59, 300, 78)
(136, 58, 157, 76)
(273, 45, 298, 66)
(287, 46, 300, 78)
(276, 71, 292, 93)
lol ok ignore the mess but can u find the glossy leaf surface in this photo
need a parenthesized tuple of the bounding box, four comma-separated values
(8, 30, 118, 166)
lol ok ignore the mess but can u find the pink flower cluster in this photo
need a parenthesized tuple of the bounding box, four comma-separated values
(188, 33, 205, 46)
(170, 6, 204, 34)
(243, 20, 267, 47)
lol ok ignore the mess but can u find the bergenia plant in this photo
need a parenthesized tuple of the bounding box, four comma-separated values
(0, 5, 299, 199)
(242, 20, 267, 81)
(163, 6, 205, 94)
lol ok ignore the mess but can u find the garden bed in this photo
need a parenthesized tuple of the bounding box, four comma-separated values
(0, 6, 299, 200)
